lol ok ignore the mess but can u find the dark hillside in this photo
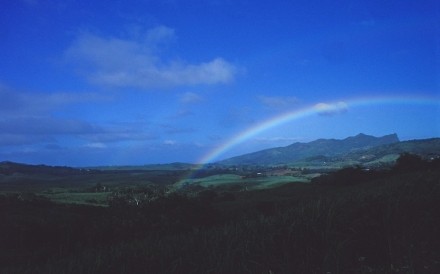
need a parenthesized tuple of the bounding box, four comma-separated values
(0, 161, 82, 176)
(335, 138, 440, 167)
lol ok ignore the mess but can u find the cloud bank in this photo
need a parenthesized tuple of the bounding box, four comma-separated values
(314, 101, 348, 116)
(65, 26, 238, 88)
(0, 85, 157, 148)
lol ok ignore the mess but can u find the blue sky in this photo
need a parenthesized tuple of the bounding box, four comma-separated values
(1, 0, 439, 166)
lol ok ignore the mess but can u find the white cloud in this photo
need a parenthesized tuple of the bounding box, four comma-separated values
(314, 101, 348, 116)
(163, 140, 177, 145)
(258, 95, 299, 109)
(180, 92, 202, 104)
(65, 26, 238, 88)
(145, 25, 176, 46)
(84, 142, 107, 149)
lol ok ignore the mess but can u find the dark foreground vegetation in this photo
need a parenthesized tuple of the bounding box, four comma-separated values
(1, 155, 439, 273)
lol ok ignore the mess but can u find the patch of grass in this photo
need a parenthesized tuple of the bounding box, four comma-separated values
(42, 192, 110, 206)
(177, 174, 309, 191)
(248, 175, 308, 189)
(197, 174, 243, 187)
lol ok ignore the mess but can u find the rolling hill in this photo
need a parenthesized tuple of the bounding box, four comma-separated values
(218, 133, 400, 165)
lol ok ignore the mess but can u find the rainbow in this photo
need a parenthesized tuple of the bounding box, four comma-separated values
(196, 94, 439, 165)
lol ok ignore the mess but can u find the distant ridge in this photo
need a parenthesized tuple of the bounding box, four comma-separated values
(218, 133, 400, 165)
(0, 161, 80, 175)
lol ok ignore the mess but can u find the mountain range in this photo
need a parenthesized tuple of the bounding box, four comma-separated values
(218, 133, 440, 167)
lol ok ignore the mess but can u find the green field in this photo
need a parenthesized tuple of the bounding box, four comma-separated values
(41, 191, 109, 206)
(177, 173, 309, 189)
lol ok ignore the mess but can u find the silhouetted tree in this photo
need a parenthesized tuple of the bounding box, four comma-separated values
(312, 166, 372, 186)
(394, 153, 425, 171)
